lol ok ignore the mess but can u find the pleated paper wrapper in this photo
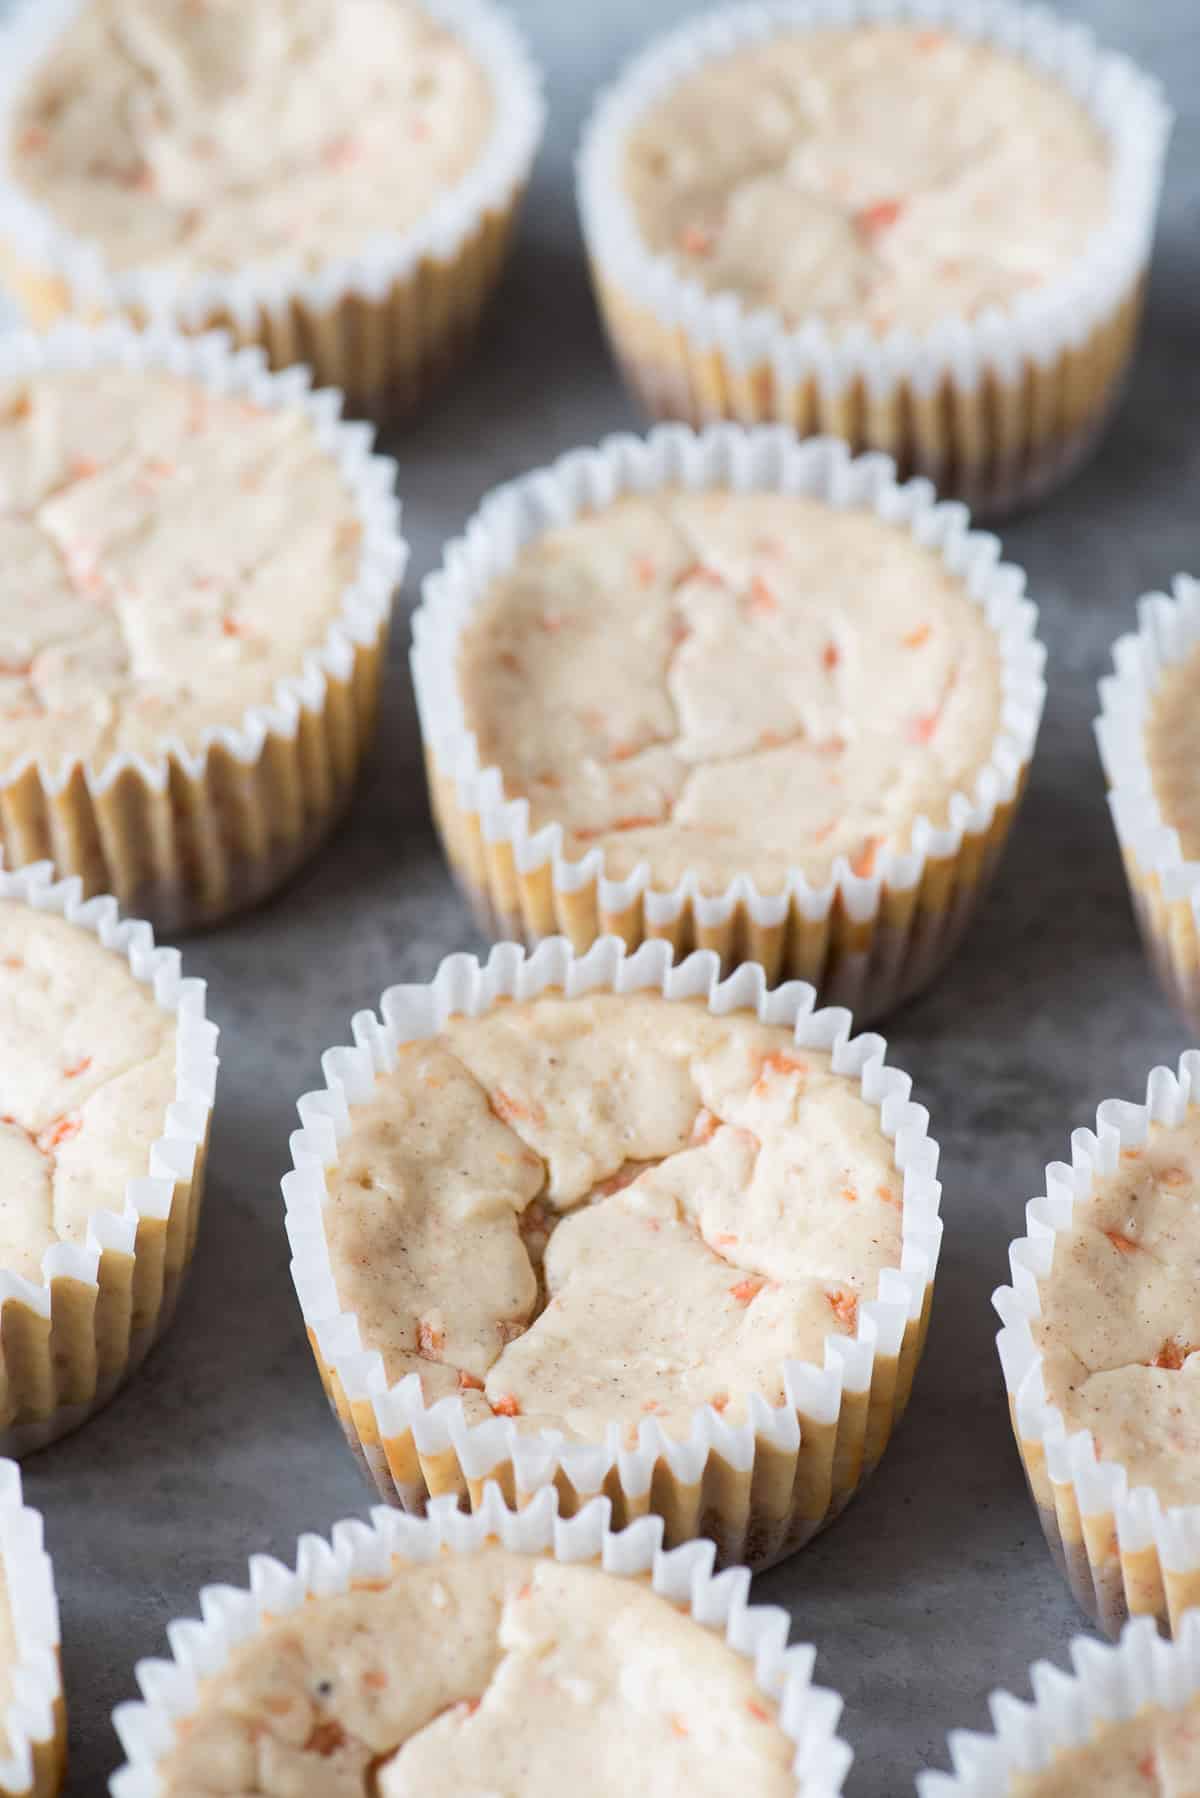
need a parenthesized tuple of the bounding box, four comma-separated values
(577, 0, 1170, 515)
(0, 321, 407, 934)
(411, 425, 1046, 1022)
(1097, 573, 1200, 1032)
(0, 1462, 63, 1798)
(284, 935, 943, 1573)
(110, 1483, 853, 1798)
(0, 862, 218, 1457)
(995, 1048, 1200, 1638)
(0, 0, 545, 418)
(919, 1612, 1200, 1796)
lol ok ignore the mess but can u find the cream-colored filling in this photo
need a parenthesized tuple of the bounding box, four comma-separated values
(324, 992, 903, 1442)
(0, 367, 361, 774)
(456, 490, 1003, 892)
(623, 23, 1109, 335)
(0, 900, 175, 1282)
(1034, 1109, 1200, 1510)
(9, 0, 493, 278)
(1145, 643, 1200, 863)
(1011, 1694, 1200, 1796)
(159, 1548, 795, 1798)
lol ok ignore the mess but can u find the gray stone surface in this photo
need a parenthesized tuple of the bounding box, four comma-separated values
(8, 0, 1198, 1791)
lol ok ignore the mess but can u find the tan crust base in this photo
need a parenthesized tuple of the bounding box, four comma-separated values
(1010, 1398, 1199, 1639)
(1119, 846, 1200, 1037)
(307, 1285, 933, 1574)
(0, 192, 525, 422)
(15, 1688, 66, 1798)
(429, 753, 1026, 1023)
(589, 269, 1146, 518)
(0, 616, 387, 937)
(0, 1115, 210, 1458)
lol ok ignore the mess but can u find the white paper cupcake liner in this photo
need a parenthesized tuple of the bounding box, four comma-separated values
(0, 319, 407, 933)
(109, 1481, 853, 1798)
(0, 860, 218, 1457)
(0, 1463, 63, 1798)
(919, 1611, 1200, 1796)
(0, 0, 544, 416)
(995, 1047, 1200, 1638)
(283, 933, 943, 1571)
(577, 0, 1170, 515)
(411, 425, 1046, 1022)
(1096, 573, 1200, 1029)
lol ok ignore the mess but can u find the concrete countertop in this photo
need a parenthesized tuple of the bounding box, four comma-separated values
(13, 1, 1199, 1791)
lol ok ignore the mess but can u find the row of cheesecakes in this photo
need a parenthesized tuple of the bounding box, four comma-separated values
(0, 321, 1195, 1033)
(0, 0, 1171, 506)
(11, 1465, 1200, 1797)
(5, 871, 1200, 1789)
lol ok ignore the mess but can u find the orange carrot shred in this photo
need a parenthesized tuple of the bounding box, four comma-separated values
(670, 1715, 689, 1738)
(491, 1088, 546, 1129)
(747, 1700, 772, 1723)
(1152, 1340, 1192, 1371)
(851, 837, 881, 878)
(490, 1393, 521, 1418)
(36, 1115, 80, 1155)
(1137, 1752, 1157, 1782)
(730, 1277, 766, 1305)
(909, 712, 940, 745)
(856, 198, 904, 236)
(458, 1371, 485, 1392)
(710, 1393, 729, 1413)
(63, 1057, 92, 1079)
(361, 1669, 387, 1690)
(827, 1288, 858, 1330)
(1103, 1229, 1140, 1257)
(747, 574, 778, 617)
(70, 455, 99, 481)
(822, 641, 840, 671)
(692, 1107, 720, 1145)
(305, 1720, 347, 1756)
(841, 1186, 858, 1203)
(633, 555, 657, 587)
(416, 1320, 445, 1359)
(877, 1183, 900, 1207)
(712, 1232, 739, 1249)
(903, 624, 931, 648)
(679, 224, 714, 256)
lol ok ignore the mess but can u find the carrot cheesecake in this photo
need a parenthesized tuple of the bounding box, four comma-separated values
(621, 24, 1109, 337)
(324, 989, 903, 1440)
(7, 0, 493, 284)
(1029, 1107, 1200, 1512)
(0, 363, 363, 777)
(0, 897, 176, 1284)
(1142, 640, 1200, 867)
(156, 1545, 798, 1796)
(1009, 1697, 1200, 1796)
(454, 489, 1003, 895)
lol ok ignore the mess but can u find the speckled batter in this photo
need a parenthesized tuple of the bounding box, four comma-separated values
(1145, 642, 1200, 864)
(0, 900, 175, 1281)
(158, 1547, 796, 1798)
(8, 0, 493, 278)
(0, 367, 361, 777)
(324, 991, 904, 1442)
(623, 23, 1110, 335)
(1011, 1693, 1200, 1796)
(1034, 1108, 1200, 1509)
(456, 490, 1003, 892)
